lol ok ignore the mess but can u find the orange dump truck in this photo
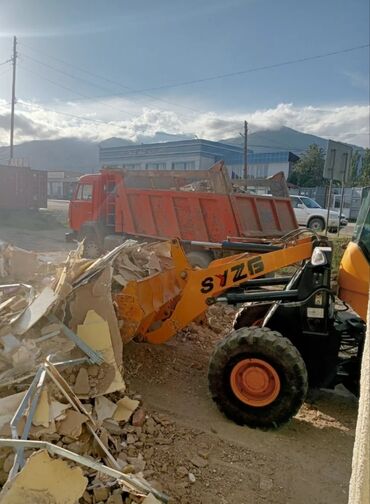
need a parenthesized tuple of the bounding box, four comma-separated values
(67, 162, 298, 261)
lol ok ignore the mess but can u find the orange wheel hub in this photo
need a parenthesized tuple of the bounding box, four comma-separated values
(230, 358, 280, 407)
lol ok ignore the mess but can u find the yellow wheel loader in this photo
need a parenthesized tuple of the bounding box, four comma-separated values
(114, 189, 369, 429)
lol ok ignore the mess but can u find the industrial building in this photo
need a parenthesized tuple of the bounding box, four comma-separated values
(99, 138, 299, 179)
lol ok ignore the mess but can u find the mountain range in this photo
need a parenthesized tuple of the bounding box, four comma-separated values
(0, 127, 363, 173)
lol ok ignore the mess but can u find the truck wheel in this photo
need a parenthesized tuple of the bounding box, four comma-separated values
(187, 251, 213, 269)
(208, 327, 308, 429)
(83, 238, 101, 259)
(233, 304, 271, 329)
(308, 217, 325, 232)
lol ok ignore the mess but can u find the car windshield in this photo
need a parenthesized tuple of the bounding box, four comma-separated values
(300, 197, 322, 209)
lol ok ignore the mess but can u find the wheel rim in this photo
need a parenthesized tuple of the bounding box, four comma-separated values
(310, 221, 323, 231)
(230, 358, 281, 407)
(84, 241, 100, 259)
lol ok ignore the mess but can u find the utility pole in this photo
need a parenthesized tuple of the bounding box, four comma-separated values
(243, 120, 248, 181)
(10, 36, 17, 161)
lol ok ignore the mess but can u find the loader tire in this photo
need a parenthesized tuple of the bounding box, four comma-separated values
(208, 326, 308, 429)
(83, 238, 101, 259)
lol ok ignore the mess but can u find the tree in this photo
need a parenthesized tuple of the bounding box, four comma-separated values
(288, 144, 325, 187)
(349, 150, 361, 185)
(358, 148, 370, 186)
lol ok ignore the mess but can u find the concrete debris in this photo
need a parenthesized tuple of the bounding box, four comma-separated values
(76, 309, 125, 396)
(56, 410, 88, 439)
(0, 449, 88, 504)
(74, 367, 90, 396)
(95, 395, 117, 422)
(0, 240, 178, 503)
(0, 245, 40, 282)
(32, 387, 50, 428)
(0, 392, 25, 432)
(12, 286, 58, 336)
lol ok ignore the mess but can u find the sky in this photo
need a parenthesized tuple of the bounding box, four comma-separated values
(0, 0, 369, 148)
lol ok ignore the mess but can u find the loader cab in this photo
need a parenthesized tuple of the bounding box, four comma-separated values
(338, 188, 370, 321)
(69, 174, 102, 232)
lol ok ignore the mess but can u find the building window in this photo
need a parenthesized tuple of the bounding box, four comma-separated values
(171, 161, 195, 170)
(145, 162, 167, 170)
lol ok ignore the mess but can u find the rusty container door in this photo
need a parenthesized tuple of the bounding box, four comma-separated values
(30, 170, 47, 209)
(230, 194, 298, 237)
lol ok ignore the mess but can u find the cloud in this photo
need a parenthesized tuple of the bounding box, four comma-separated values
(0, 98, 368, 148)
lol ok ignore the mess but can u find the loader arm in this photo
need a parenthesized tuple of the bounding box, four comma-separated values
(115, 237, 314, 344)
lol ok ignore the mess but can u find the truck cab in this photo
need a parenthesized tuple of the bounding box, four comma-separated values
(68, 174, 105, 235)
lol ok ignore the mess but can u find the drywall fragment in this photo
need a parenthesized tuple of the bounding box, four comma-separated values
(12, 287, 58, 335)
(56, 410, 88, 439)
(0, 334, 21, 353)
(74, 367, 90, 396)
(3, 246, 40, 282)
(0, 296, 17, 313)
(0, 392, 25, 431)
(95, 396, 116, 422)
(11, 340, 38, 369)
(142, 494, 162, 504)
(76, 309, 125, 395)
(0, 449, 87, 503)
(50, 400, 71, 421)
(113, 397, 139, 422)
(32, 388, 50, 428)
(69, 266, 123, 370)
(41, 322, 61, 335)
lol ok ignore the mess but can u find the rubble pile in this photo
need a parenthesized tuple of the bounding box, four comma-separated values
(0, 240, 173, 503)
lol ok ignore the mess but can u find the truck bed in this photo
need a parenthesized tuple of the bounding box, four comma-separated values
(116, 188, 297, 241)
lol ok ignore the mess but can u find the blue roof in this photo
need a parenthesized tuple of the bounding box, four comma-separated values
(99, 139, 299, 165)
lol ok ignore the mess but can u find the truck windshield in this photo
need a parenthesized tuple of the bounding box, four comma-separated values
(76, 184, 93, 201)
(353, 188, 370, 262)
(300, 197, 321, 209)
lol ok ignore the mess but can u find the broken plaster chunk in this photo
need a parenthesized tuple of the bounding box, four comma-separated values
(113, 397, 139, 422)
(12, 287, 58, 336)
(74, 367, 90, 396)
(0, 334, 21, 353)
(0, 392, 25, 432)
(56, 409, 88, 439)
(32, 388, 50, 428)
(50, 400, 71, 421)
(0, 450, 87, 504)
(95, 396, 116, 422)
(77, 310, 125, 395)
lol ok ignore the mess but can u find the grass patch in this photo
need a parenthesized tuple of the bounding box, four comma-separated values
(331, 236, 350, 275)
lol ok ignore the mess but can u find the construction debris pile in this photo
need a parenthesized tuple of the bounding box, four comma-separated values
(0, 240, 174, 504)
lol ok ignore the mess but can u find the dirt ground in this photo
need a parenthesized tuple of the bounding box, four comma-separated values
(0, 203, 358, 504)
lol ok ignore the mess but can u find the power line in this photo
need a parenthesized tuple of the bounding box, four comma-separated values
(19, 44, 199, 116)
(123, 43, 370, 94)
(20, 40, 369, 97)
(17, 100, 120, 126)
(17, 63, 138, 119)
(0, 58, 12, 67)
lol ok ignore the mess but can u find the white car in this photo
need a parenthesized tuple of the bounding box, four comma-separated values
(290, 195, 348, 232)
